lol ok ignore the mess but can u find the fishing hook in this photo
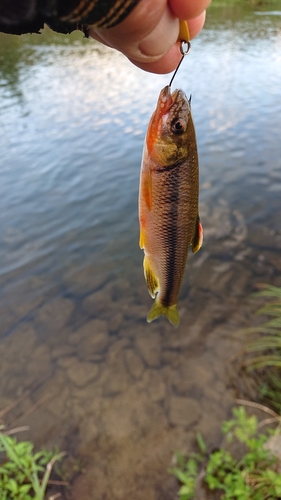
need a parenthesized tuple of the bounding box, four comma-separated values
(169, 39, 191, 88)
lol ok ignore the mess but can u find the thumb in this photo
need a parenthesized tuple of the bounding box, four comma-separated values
(88, 1, 179, 63)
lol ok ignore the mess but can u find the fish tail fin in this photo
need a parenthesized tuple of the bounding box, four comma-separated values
(147, 299, 179, 327)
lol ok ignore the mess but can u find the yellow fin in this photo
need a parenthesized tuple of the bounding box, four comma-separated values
(147, 299, 179, 327)
(139, 228, 145, 249)
(192, 217, 203, 254)
(143, 256, 159, 298)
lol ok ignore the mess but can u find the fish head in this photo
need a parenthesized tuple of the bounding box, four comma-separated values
(146, 85, 193, 167)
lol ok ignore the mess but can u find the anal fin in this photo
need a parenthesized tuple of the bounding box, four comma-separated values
(143, 256, 159, 298)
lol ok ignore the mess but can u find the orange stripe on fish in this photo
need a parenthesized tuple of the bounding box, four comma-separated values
(146, 89, 173, 157)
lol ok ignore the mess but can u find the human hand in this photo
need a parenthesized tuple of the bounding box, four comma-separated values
(88, 0, 211, 74)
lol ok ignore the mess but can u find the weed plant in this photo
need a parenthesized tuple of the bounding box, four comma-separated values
(170, 406, 281, 500)
(0, 426, 65, 500)
(241, 284, 281, 411)
(242, 285, 281, 369)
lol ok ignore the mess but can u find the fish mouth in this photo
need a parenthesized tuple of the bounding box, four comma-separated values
(171, 88, 180, 101)
(154, 86, 183, 117)
(157, 86, 187, 111)
(171, 88, 186, 105)
(161, 86, 181, 107)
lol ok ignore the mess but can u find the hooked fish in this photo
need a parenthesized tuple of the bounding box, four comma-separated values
(138, 85, 203, 327)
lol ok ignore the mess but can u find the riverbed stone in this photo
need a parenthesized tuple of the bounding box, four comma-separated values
(143, 370, 166, 403)
(124, 349, 145, 379)
(135, 331, 162, 368)
(79, 415, 99, 446)
(57, 355, 78, 368)
(82, 287, 112, 317)
(34, 297, 75, 333)
(18, 406, 59, 449)
(111, 278, 130, 300)
(26, 343, 52, 382)
(0, 309, 16, 338)
(52, 344, 76, 359)
(107, 338, 131, 361)
(63, 264, 108, 296)
(171, 359, 214, 396)
(40, 367, 68, 396)
(169, 396, 201, 427)
(101, 399, 136, 440)
(197, 412, 223, 447)
(69, 318, 108, 343)
(2, 322, 37, 363)
(102, 358, 131, 397)
(67, 361, 99, 387)
(2, 276, 48, 324)
(75, 321, 110, 360)
(47, 386, 71, 418)
(203, 380, 225, 403)
(108, 312, 124, 333)
(71, 383, 103, 407)
(162, 350, 183, 368)
(81, 335, 109, 359)
(123, 301, 149, 321)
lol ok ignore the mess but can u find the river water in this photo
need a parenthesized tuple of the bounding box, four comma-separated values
(0, 4, 281, 499)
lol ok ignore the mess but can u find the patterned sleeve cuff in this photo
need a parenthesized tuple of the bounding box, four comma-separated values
(0, 0, 140, 35)
(58, 0, 140, 29)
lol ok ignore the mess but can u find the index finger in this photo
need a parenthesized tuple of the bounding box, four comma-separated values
(168, 0, 212, 20)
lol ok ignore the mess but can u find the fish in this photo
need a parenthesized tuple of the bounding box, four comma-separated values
(138, 85, 203, 327)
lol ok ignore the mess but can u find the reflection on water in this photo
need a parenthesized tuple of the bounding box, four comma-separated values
(1, 4, 281, 499)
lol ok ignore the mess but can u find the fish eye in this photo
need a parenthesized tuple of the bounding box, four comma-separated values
(171, 118, 186, 134)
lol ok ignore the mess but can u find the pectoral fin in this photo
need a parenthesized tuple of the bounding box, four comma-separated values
(139, 227, 145, 249)
(192, 217, 203, 254)
(142, 169, 152, 210)
(143, 256, 159, 298)
(140, 159, 152, 210)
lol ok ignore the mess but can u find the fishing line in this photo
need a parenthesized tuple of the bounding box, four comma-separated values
(169, 40, 191, 88)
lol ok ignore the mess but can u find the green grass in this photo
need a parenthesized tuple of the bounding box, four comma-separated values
(239, 284, 281, 412)
(0, 426, 65, 500)
(170, 406, 281, 500)
(241, 285, 281, 370)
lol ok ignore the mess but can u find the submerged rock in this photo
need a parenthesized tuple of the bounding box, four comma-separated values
(67, 361, 100, 387)
(135, 331, 162, 368)
(34, 297, 75, 334)
(169, 396, 201, 427)
(63, 264, 109, 296)
(82, 287, 112, 317)
(124, 349, 145, 379)
(1, 322, 37, 363)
